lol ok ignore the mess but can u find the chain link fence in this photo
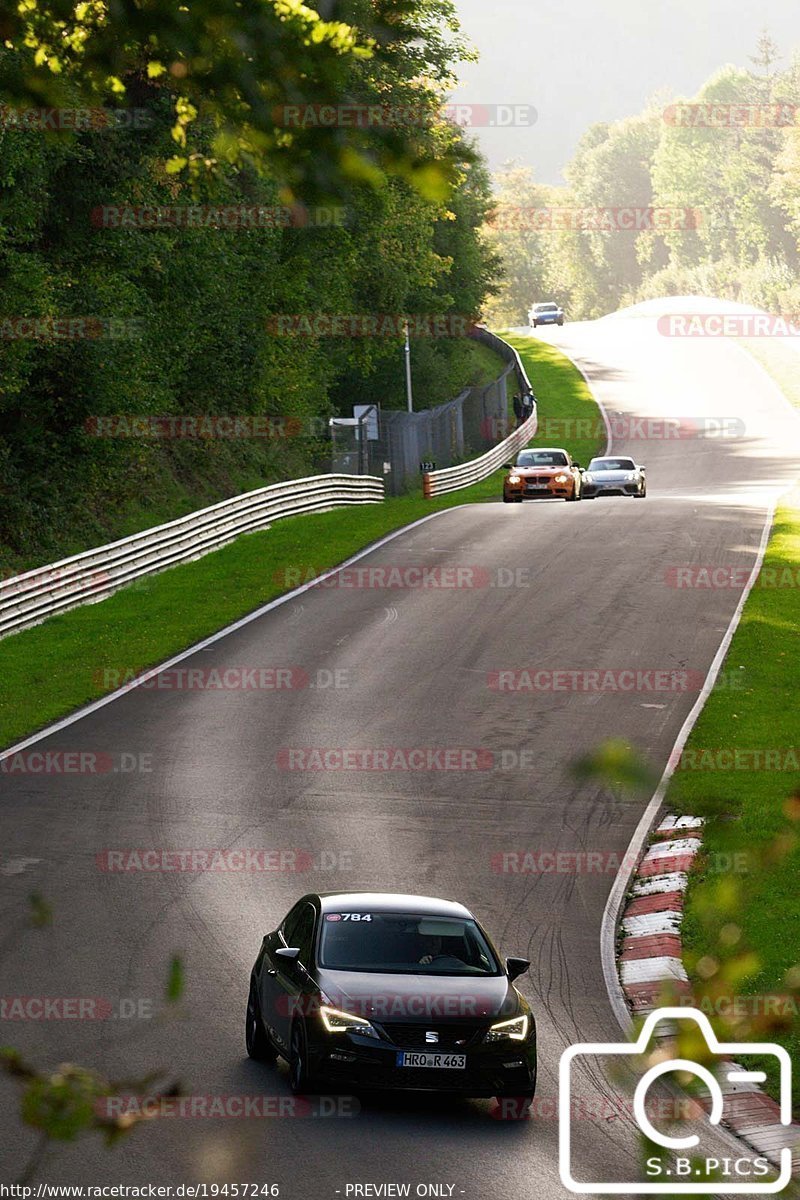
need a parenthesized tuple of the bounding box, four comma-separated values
(330, 329, 531, 495)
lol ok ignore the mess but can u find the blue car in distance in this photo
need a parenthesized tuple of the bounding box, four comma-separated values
(528, 302, 565, 328)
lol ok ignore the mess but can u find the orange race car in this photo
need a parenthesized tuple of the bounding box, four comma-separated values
(502, 447, 584, 503)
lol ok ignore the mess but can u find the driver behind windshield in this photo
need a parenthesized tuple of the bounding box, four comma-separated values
(319, 912, 498, 974)
(418, 935, 442, 965)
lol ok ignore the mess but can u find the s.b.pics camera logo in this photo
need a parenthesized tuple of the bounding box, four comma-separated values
(559, 1008, 794, 1194)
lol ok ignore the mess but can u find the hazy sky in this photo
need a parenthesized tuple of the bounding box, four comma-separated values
(449, 0, 800, 184)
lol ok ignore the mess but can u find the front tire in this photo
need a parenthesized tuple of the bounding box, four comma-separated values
(634, 483, 647, 498)
(289, 1020, 315, 1094)
(246, 976, 278, 1063)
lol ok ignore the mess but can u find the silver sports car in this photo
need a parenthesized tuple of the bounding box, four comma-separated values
(581, 456, 646, 498)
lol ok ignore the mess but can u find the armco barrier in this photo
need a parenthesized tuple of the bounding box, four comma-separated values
(422, 329, 537, 497)
(0, 474, 384, 640)
(422, 409, 538, 497)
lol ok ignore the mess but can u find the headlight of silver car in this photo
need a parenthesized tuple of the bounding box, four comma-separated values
(484, 1014, 530, 1042)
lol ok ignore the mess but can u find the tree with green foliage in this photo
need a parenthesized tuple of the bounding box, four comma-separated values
(0, 2, 500, 570)
(487, 34, 800, 321)
(480, 163, 550, 326)
(0, 0, 474, 199)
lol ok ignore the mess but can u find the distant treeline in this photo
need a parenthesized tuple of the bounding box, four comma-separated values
(486, 34, 800, 322)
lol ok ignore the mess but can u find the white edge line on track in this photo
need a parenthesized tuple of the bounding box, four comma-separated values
(596, 331, 798, 1167)
(600, 335, 800, 1035)
(0, 506, 476, 762)
(522, 331, 791, 1167)
(600, 493, 778, 1034)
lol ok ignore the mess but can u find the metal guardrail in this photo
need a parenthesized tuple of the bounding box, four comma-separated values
(0, 474, 384, 640)
(422, 329, 538, 497)
(422, 409, 538, 497)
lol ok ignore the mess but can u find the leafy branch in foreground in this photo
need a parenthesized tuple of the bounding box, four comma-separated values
(572, 737, 660, 797)
(0, 0, 474, 197)
(2, 898, 186, 1182)
(1, 1048, 180, 1148)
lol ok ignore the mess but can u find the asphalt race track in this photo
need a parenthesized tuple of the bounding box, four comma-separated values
(2, 300, 799, 1197)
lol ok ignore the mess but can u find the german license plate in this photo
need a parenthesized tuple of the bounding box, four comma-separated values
(526, 484, 548, 491)
(396, 1052, 466, 1069)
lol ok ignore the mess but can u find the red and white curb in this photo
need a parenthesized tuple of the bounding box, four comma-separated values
(617, 814, 800, 1174)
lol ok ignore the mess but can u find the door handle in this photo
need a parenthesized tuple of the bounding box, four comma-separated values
(266, 968, 277, 976)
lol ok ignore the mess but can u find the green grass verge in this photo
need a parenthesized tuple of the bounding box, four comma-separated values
(500, 332, 608, 467)
(461, 340, 512, 390)
(0, 337, 601, 750)
(668, 340, 800, 1108)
